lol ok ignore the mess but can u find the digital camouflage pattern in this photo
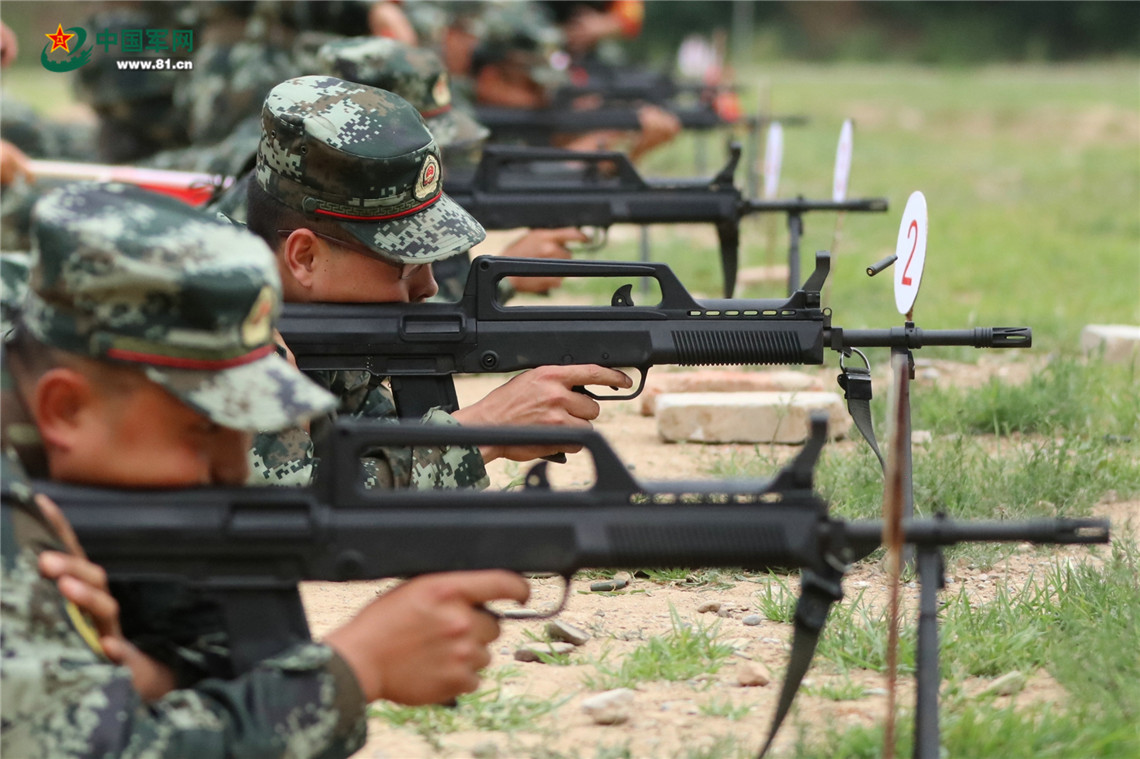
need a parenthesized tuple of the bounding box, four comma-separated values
(171, 0, 380, 151)
(0, 102, 97, 252)
(256, 75, 485, 264)
(248, 370, 489, 491)
(0, 253, 30, 332)
(175, 28, 295, 146)
(317, 37, 489, 152)
(142, 116, 263, 180)
(0, 442, 369, 759)
(73, 5, 192, 163)
(23, 183, 335, 432)
(0, 100, 96, 163)
(249, 425, 319, 487)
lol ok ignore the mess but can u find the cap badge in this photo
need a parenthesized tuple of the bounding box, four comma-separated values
(413, 154, 441, 201)
(432, 73, 452, 107)
(241, 285, 276, 348)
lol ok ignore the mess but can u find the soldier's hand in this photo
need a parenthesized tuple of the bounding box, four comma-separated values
(451, 364, 632, 462)
(324, 571, 529, 704)
(36, 494, 177, 700)
(0, 139, 33, 187)
(501, 228, 588, 294)
(0, 21, 18, 68)
(631, 105, 681, 162)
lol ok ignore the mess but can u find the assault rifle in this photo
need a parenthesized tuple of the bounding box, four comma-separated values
(473, 102, 771, 141)
(277, 252, 1031, 420)
(446, 143, 887, 297)
(47, 417, 1109, 755)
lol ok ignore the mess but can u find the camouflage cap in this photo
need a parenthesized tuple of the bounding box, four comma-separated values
(316, 38, 489, 151)
(255, 75, 485, 265)
(22, 183, 337, 432)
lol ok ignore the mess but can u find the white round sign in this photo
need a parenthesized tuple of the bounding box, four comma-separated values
(893, 191, 928, 316)
(832, 119, 854, 202)
(762, 122, 783, 200)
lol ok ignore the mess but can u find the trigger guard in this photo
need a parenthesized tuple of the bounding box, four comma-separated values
(577, 368, 647, 401)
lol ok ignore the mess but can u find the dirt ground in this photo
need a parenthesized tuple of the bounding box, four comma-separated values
(296, 357, 1134, 759)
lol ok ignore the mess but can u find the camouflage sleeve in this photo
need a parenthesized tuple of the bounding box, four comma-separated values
(358, 405, 491, 491)
(248, 425, 318, 487)
(0, 459, 368, 759)
(321, 370, 490, 491)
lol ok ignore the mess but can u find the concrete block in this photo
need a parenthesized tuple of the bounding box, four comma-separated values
(656, 391, 850, 444)
(640, 370, 824, 416)
(1080, 324, 1140, 365)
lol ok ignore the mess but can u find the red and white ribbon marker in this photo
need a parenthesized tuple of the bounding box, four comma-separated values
(762, 121, 783, 200)
(893, 191, 928, 316)
(832, 119, 854, 202)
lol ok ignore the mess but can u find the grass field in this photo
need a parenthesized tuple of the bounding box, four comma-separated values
(4, 58, 1138, 757)
(591, 62, 1139, 353)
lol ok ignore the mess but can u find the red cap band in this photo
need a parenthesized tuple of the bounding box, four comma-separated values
(106, 342, 277, 370)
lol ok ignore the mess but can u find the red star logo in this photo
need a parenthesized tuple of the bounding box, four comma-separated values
(45, 24, 75, 54)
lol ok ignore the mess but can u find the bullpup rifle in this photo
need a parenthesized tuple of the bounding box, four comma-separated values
(277, 252, 1031, 421)
(45, 417, 1108, 756)
(446, 143, 885, 297)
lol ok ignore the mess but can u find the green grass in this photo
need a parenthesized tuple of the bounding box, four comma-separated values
(370, 667, 569, 749)
(698, 696, 753, 721)
(914, 358, 1140, 438)
(804, 675, 870, 702)
(708, 351, 1140, 533)
(753, 572, 797, 623)
(583, 607, 736, 691)
(5, 56, 1137, 758)
(791, 540, 1140, 758)
(542, 62, 1140, 358)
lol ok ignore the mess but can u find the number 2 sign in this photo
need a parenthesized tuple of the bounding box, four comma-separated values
(894, 191, 927, 315)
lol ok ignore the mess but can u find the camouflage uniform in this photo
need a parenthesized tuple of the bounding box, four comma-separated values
(246, 76, 490, 489)
(0, 253, 29, 332)
(174, 1, 376, 150)
(73, 5, 195, 163)
(0, 184, 370, 758)
(0, 103, 98, 253)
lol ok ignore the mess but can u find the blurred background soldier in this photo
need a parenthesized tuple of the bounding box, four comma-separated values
(316, 35, 587, 300)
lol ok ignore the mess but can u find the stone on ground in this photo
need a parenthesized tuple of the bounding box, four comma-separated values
(656, 391, 850, 444)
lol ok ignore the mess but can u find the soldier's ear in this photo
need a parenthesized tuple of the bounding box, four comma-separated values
(32, 368, 96, 456)
(280, 229, 320, 292)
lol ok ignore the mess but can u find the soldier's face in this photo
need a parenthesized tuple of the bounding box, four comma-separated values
(51, 376, 252, 488)
(310, 241, 440, 304)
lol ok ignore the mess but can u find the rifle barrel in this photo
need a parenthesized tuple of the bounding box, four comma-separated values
(830, 326, 1032, 350)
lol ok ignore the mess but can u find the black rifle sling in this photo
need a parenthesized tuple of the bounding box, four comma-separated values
(757, 566, 845, 758)
(838, 364, 885, 472)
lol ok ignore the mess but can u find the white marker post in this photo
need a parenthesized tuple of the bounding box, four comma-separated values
(762, 121, 784, 200)
(832, 119, 854, 203)
(893, 191, 928, 318)
(761, 122, 784, 265)
(826, 119, 856, 304)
